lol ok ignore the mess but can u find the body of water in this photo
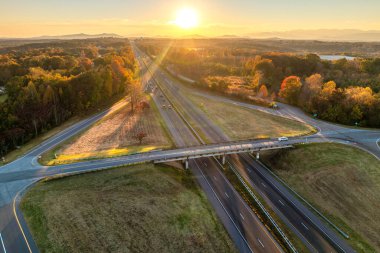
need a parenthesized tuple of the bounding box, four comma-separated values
(319, 55, 356, 61)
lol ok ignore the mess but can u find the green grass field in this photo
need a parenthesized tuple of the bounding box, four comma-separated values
(21, 164, 237, 253)
(189, 94, 315, 140)
(261, 143, 380, 253)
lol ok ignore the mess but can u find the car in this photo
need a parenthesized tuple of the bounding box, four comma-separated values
(278, 137, 288, 141)
(168, 105, 172, 109)
(162, 105, 166, 109)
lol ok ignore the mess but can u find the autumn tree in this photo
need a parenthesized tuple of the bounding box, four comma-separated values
(129, 80, 143, 113)
(257, 84, 269, 98)
(135, 131, 147, 144)
(279, 76, 302, 105)
(300, 73, 323, 110)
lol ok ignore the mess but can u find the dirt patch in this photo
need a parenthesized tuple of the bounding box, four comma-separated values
(61, 105, 169, 154)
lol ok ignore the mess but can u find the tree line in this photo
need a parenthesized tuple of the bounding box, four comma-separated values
(0, 38, 136, 157)
(136, 39, 380, 127)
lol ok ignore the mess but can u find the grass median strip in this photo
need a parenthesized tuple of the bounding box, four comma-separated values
(261, 143, 380, 253)
(21, 163, 237, 253)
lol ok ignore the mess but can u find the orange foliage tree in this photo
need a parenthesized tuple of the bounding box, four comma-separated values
(279, 76, 302, 105)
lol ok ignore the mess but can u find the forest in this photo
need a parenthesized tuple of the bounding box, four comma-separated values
(0, 38, 136, 156)
(136, 38, 380, 127)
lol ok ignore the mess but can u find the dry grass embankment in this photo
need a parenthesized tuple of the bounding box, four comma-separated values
(43, 97, 172, 165)
(21, 163, 237, 253)
(261, 143, 380, 253)
(189, 94, 315, 140)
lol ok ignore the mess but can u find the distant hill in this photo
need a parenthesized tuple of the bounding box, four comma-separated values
(33, 33, 123, 40)
(247, 29, 380, 42)
(181, 34, 207, 39)
(0, 33, 123, 41)
(217, 35, 240, 38)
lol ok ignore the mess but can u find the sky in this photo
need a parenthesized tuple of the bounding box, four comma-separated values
(1, 0, 380, 38)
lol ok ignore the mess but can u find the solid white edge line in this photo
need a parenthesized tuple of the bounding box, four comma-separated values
(193, 160, 254, 253)
(0, 233, 7, 253)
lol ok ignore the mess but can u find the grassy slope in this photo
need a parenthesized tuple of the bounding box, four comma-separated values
(21, 164, 237, 253)
(189, 94, 315, 140)
(41, 95, 173, 165)
(261, 143, 380, 253)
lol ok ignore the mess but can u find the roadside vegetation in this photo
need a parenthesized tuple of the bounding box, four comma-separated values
(41, 96, 173, 165)
(261, 143, 380, 253)
(1, 116, 82, 165)
(0, 38, 136, 158)
(189, 94, 315, 139)
(137, 39, 380, 128)
(21, 163, 237, 253)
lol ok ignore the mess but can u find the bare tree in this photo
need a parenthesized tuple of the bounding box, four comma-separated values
(135, 131, 147, 144)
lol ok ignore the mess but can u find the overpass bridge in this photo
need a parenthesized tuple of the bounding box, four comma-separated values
(153, 139, 293, 169)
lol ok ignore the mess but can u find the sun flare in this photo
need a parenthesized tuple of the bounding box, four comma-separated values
(174, 8, 199, 29)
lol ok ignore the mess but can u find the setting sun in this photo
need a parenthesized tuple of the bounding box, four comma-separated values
(174, 8, 199, 29)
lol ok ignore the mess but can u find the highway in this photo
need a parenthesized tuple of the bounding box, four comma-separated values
(133, 44, 357, 253)
(0, 40, 377, 253)
(0, 42, 285, 253)
(133, 45, 284, 253)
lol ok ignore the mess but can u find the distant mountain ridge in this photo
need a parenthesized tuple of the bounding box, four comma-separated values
(2, 29, 380, 42)
(247, 29, 380, 42)
(0, 33, 123, 40)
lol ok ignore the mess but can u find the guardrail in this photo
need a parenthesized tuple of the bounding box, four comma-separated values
(254, 156, 350, 239)
(153, 144, 293, 164)
(225, 159, 298, 253)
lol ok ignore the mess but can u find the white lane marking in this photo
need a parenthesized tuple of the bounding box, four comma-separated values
(278, 199, 285, 206)
(261, 182, 267, 188)
(213, 176, 217, 181)
(257, 238, 265, 248)
(239, 213, 245, 220)
(0, 233, 7, 253)
(225, 192, 229, 198)
(219, 158, 283, 252)
(192, 160, 254, 253)
(301, 222, 309, 230)
(247, 168, 252, 173)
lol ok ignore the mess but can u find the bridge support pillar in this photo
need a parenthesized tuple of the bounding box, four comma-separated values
(256, 152, 260, 160)
(185, 159, 189, 169)
(222, 155, 226, 165)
